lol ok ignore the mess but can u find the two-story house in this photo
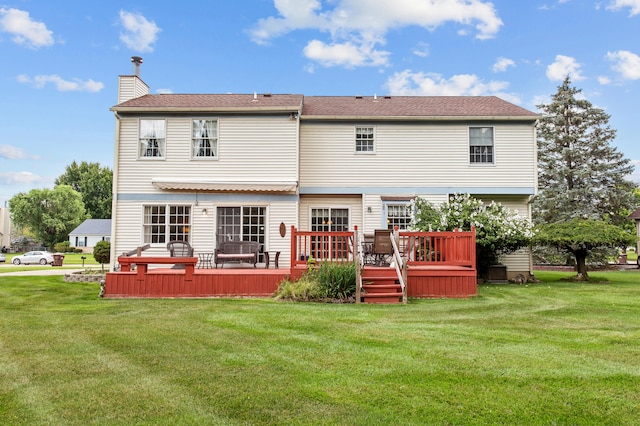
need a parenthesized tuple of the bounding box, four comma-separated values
(109, 58, 538, 280)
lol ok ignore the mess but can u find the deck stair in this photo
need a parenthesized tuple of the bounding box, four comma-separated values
(361, 266, 403, 304)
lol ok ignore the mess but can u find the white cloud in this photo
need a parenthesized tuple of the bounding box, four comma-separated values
(0, 144, 39, 160)
(606, 50, 640, 80)
(412, 42, 430, 58)
(606, 0, 640, 15)
(17, 74, 104, 92)
(0, 8, 54, 48)
(251, 0, 502, 68)
(384, 70, 520, 103)
(492, 57, 515, 73)
(118, 10, 161, 52)
(303, 39, 389, 68)
(546, 55, 585, 81)
(0, 171, 43, 185)
(598, 75, 612, 85)
(155, 88, 173, 94)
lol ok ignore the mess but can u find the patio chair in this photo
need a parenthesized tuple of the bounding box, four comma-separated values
(166, 240, 194, 269)
(372, 229, 393, 266)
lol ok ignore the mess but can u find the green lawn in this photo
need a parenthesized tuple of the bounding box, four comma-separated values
(1, 271, 639, 425)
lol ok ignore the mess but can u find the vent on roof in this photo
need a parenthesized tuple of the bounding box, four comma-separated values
(355, 95, 363, 99)
(131, 56, 143, 77)
(384, 95, 392, 99)
(263, 93, 272, 97)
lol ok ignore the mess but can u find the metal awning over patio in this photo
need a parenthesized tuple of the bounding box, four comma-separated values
(151, 179, 298, 192)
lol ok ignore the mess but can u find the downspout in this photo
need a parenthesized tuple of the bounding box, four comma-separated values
(110, 111, 121, 271)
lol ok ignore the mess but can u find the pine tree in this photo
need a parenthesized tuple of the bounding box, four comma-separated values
(534, 77, 635, 226)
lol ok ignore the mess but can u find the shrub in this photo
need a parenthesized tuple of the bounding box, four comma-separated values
(54, 241, 71, 253)
(274, 275, 322, 301)
(93, 241, 111, 272)
(274, 262, 357, 302)
(315, 262, 356, 299)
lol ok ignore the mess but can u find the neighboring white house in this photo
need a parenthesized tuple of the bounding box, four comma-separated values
(68, 219, 112, 253)
(0, 204, 11, 251)
(109, 58, 538, 278)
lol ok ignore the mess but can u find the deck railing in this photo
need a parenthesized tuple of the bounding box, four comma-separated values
(397, 228, 476, 269)
(290, 226, 355, 267)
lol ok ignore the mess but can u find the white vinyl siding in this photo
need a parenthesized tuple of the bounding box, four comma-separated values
(300, 122, 536, 191)
(117, 76, 150, 104)
(115, 115, 298, 194)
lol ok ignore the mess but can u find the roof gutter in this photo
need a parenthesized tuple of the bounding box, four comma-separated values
(300, 115, 540, 121)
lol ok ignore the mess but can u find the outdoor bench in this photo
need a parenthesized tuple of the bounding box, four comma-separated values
(215, 241, 260, 268)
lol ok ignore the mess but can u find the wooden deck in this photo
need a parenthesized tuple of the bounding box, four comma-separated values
(105, 227, 477, 299)
(104, 265, 476, 299)
(105, 267, 288, 298)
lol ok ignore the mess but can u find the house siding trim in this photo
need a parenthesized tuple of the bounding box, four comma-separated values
(117, 193, 299, 203)
(299, 186, 536, 195)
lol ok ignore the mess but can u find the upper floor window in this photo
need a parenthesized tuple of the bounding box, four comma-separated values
(143, 205, 191, 244)
(355, 126, 375, 153)
(139, 119, 165, 158)
(469, 127, 494, 164)
(192, 119, 218, 159)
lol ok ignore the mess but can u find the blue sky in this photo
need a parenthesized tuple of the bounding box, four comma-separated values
(1, 0, 639, 205)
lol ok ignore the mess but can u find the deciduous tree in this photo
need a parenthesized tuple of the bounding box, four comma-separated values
(55, 161, 113, 219)
(9, 186, 88, 248)
(535, 219, 635, 280)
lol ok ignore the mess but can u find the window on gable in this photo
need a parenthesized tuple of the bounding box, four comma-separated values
(355, 126, 375, 153)
(469, 127, 494, 164)
(143, 205, 191, 244)
(192, 119, 218, 159)
(139, 119, 165, 158)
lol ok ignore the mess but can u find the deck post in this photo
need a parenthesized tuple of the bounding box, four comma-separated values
(355, 226, 361, 304)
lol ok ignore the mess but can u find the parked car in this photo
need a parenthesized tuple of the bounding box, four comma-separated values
(12, 251, 54, 265)
(0, 253, 5, 263)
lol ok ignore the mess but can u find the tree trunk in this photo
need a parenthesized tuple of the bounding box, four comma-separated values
(574, 250, 589, 281)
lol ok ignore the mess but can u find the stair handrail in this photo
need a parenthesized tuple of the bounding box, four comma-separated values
(354, 226, 363, 304)
(390, 228, 408, 303)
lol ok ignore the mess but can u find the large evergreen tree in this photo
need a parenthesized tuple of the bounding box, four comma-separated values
(55, 161, 113, 219)
(534, 77, 635, 226)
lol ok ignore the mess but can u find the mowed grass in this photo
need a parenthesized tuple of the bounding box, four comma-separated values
(1, 271, 639, 425)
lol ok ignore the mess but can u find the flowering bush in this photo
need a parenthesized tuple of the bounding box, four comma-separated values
(412, 193, 534, 275)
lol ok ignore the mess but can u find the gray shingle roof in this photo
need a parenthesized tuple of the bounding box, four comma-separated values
(69, 219, 112, 236)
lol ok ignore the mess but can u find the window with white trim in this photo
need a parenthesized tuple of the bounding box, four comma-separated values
(311, 208, 349, 231)
(469, 127, 494, 164)
(386, 204, 412, 230)
(139, 119, 165, 158)
(143, 205, 191, 244)
(192, 119, 218, 158)
(355, 126, 375, 153)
